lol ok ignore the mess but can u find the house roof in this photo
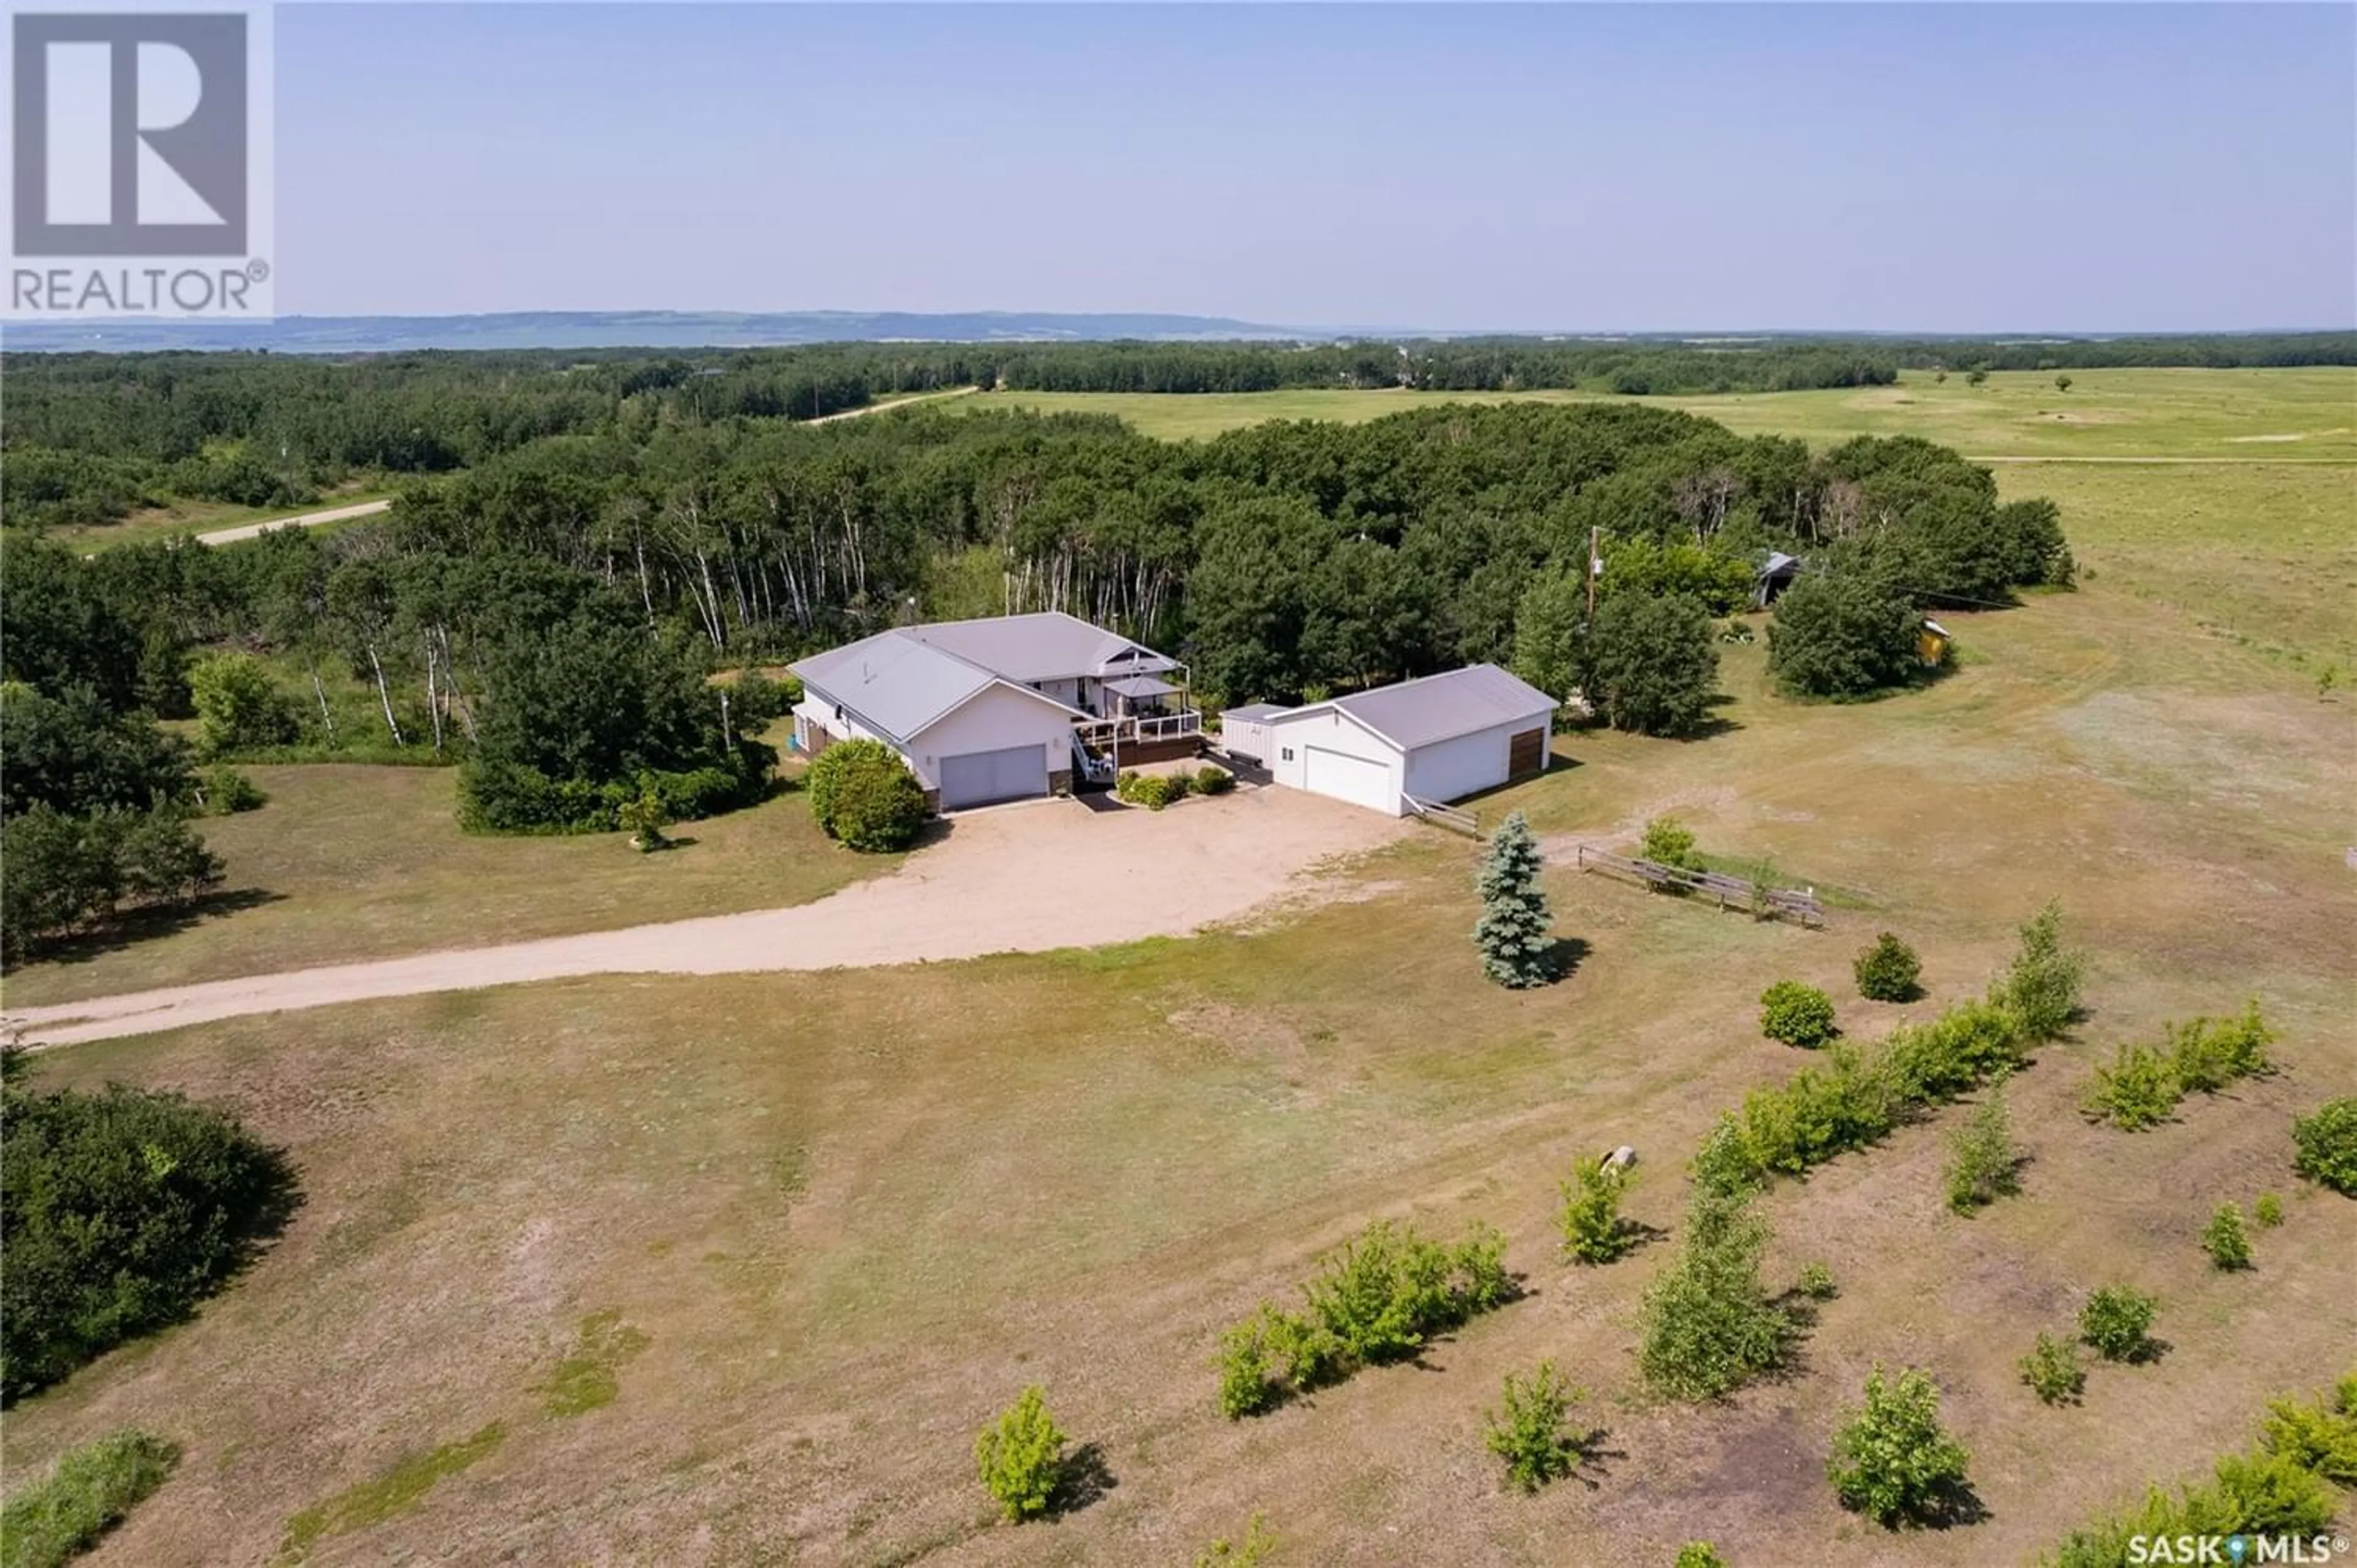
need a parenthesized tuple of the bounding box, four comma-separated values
(791, 628, 1082, 744)
(1271, 664, 1558, 752)
(1220, 703, 1285, 723)
(901, 611, 1178, 683)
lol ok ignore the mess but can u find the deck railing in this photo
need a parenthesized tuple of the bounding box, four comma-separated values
(1074, 709, 1203, 748)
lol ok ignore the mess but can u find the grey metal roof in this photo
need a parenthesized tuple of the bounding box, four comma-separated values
(902, 612, 1177, 683)
(1220, 703, 1284, 722)
(791, 615, 1153, 741)
(790, 630, 997, 743)
(1275, 663, 1558, 752)
(1104, 674, 1177, 699)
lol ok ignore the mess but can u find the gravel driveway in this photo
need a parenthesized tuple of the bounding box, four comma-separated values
(8, 786, 1407, 1047)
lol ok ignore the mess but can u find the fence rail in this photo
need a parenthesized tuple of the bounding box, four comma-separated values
(1406, 796, 1480, 837)
(1574, 844, 1824, 929)
(1074, 709, 1204, 748)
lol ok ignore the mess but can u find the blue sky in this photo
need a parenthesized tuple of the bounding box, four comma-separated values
(277, 4, 2357, 331)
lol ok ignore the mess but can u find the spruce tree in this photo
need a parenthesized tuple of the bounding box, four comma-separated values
(1474, 811, 1557, 988)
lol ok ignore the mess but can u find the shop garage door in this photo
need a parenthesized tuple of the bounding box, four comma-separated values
(939, 745, 1047, 809)
(1304, 746, 1398, 814)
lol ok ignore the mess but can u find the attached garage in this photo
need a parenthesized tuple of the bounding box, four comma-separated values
(1263, 663, 1557, 817)
(1304, 744, 1399, 814)
(939, 744, 1048, 809)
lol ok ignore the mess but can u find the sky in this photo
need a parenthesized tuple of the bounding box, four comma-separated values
(275, 4, 2357, 331)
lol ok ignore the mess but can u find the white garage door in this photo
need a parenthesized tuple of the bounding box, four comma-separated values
(939, 745, 1047, 809)
(1304, 745, 1398, 814)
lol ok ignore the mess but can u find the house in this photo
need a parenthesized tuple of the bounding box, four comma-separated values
(1753, 550, 1806, 608)
(790, 612, 1201, 811)
(1239, 664, 1557, 817)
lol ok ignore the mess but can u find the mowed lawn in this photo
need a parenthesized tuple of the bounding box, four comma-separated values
(0, 757, 896, 1008)
(8, 576, 2354, 1566)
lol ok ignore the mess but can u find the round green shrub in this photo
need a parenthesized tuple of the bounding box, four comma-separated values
(2292, 1098, 2357, 1196)
(198, 765, 267, 816)
(2202, 1203, 2253, 1271)
(973, 1386, 1066, 1523)
(2078, 1284, 2158, 1363)
(1853, 932, 1922, 1002)
(1827, 1365, 1972, 1527)
(1766, 572, 1921, 700)
(1, 1068, 298, 1402)
(2019, 1332, 2086, 1406)
(1639, 814, 1699, 870)
(1759, 980, 1838, 1049)
(806, 739, 927, 852)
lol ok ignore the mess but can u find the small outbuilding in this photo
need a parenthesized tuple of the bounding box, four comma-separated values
(1753, 550, 1806, 608)
(1261, 664, 1557, 817)
(1217, 703, 1285, 763)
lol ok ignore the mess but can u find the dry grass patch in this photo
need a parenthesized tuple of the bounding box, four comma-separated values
(0, 759, 892, 1008)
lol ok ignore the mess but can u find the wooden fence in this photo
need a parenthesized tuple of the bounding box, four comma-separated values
(1406, 796, 1480, 838)
(1574, 844, 1825, 929)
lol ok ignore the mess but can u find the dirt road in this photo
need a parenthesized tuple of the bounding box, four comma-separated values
(806, 385, 980, 424)
(195, 497, 394, 546)
(7, 786, 1407, 1048)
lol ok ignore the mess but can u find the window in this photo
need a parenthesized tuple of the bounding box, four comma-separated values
(1281, 746, 1295, 762)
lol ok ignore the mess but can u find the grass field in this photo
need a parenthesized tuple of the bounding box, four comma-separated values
(969, 366, 2357, 458)
(0, 752, 894, 1010)
(5, 369, 2353, 1567)
(973, 368, 2357, 673)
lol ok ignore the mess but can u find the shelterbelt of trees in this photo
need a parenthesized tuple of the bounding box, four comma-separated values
(5, 331, 2348, 530)
(2, 399, 2071, 872)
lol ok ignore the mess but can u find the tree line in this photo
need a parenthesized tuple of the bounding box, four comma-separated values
(7, 332, 2345, 530)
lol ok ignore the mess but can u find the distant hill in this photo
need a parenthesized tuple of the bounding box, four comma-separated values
(0, 310, 1318, 354)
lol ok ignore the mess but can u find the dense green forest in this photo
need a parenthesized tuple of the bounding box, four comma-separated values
(4, 333, 2345, 530)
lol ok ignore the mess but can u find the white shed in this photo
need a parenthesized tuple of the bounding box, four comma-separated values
(1263, 665, 1557, 817)
(1217, 703, 1286, 763)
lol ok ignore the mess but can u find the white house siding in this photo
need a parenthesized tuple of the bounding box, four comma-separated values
(1030, 677, 1083, 708)
(905, 684, 1077, 795)
(1222, 717, 1272, 762)
(1402, 720, 1541, 805)
(793, 695, 896, 754)
(1266, 710, 1407, 816)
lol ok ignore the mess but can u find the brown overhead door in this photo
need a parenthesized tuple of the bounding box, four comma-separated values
(1507, 727, 1546, 779)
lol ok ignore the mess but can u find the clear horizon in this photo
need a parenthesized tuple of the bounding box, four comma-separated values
(258, 4, 2353, 333)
